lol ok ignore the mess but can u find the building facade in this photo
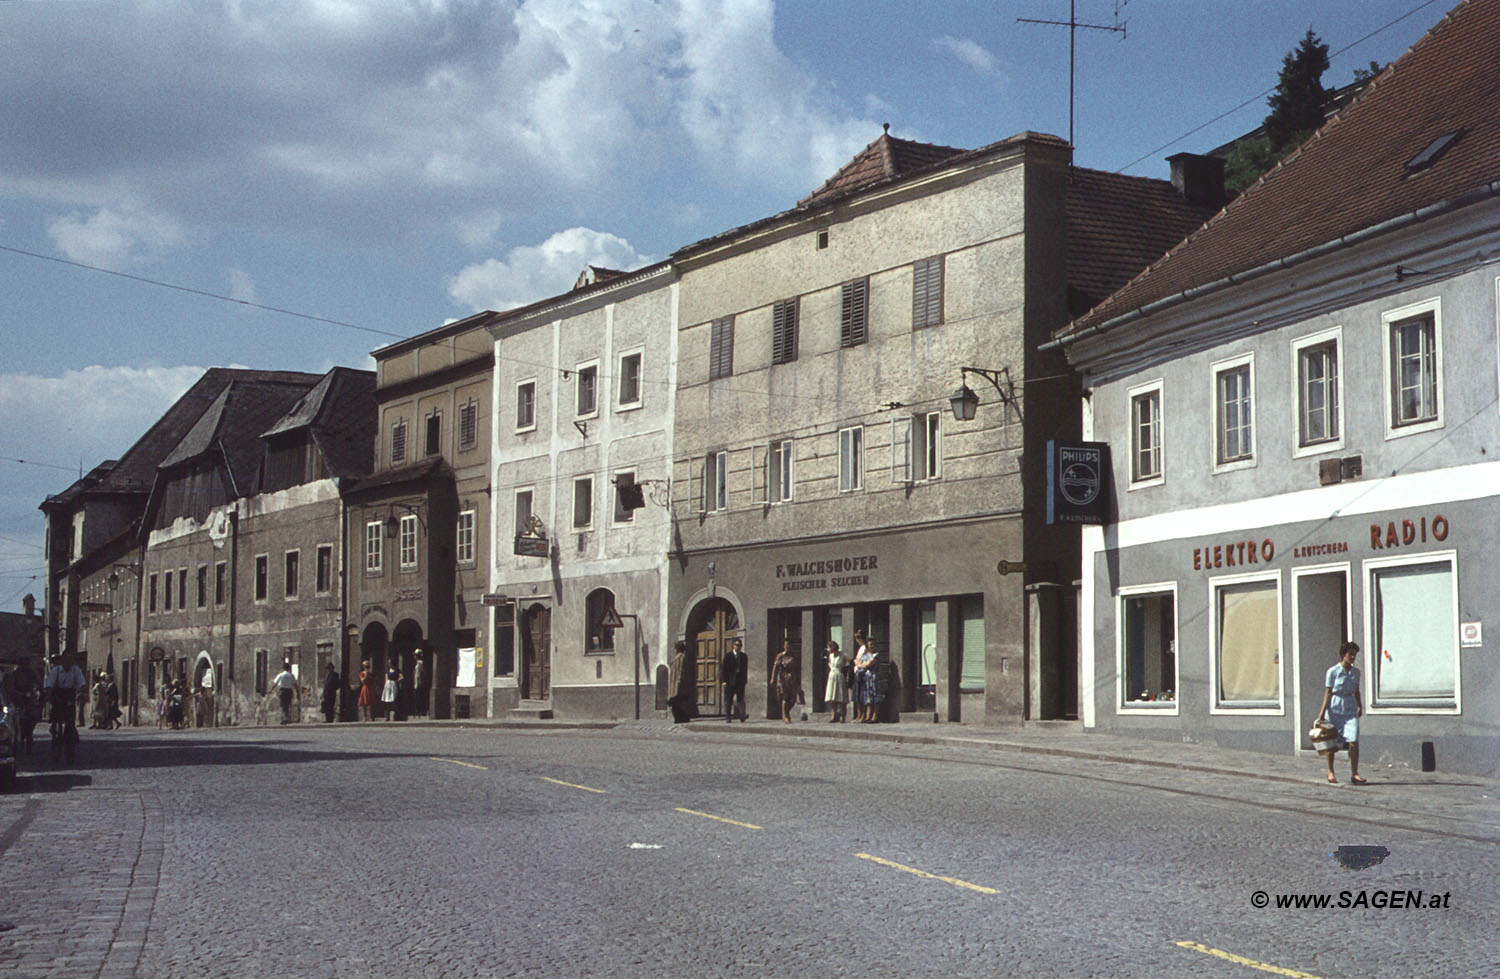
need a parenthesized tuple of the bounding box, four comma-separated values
(346, 313, 496, 719)
(488, 264, 679, 719)
(1052, 0, 1500, 773)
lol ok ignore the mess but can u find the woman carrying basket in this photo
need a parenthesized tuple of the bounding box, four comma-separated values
(1315, 641, 1366, 785)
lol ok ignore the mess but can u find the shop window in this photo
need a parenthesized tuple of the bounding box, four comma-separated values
(1212, 576, 1281, 709)
(493, 603, 515, 677)
(586, 588, 616, 653)
(1120, 588, 1177, 706)
(959, 595, 985, 692)
(1368, 555, 1457, 708)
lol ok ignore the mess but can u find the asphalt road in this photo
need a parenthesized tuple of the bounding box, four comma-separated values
(0, 723, 1494, 978)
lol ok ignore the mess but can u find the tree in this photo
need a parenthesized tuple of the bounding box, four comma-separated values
(1264, 29, 1331, 151)
(1352, 60, 1385, 84)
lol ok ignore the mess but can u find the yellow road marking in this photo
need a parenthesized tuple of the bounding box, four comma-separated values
(429, 756, 488, 770)
(855, 853, 999, 894)
(540, 776, 607, 794)
(1174, 941, 1323, 978)
(674, 807, 762, 830)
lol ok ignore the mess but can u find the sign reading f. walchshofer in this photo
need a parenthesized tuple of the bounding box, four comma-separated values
(1046, 440, 1110, 525)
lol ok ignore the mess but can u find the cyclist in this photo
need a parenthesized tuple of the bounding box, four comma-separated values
(44, 653, 86, 765)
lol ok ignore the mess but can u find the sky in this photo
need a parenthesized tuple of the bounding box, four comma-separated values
(0, 0, 1456, 611)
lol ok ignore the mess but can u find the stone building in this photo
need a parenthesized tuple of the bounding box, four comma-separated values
(345, 312, 497, 718)
(488, 262, 678, 719)
(666, 129, 1216, 723)
(1049, 0, 1500, 773)
(136, 368, 373, 724)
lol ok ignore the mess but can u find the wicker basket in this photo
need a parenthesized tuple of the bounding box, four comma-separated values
(1309, 722, 1347, 756)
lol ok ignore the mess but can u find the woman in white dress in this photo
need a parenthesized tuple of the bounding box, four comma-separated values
(824, 640, 849, 723)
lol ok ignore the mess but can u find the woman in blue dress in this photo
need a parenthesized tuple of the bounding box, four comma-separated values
(1316, 641, 1366, 784)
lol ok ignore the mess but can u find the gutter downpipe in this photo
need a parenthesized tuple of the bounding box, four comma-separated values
(1042, 181, 1500, 353)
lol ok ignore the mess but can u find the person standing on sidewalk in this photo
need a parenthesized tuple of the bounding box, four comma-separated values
(771, 639, 799, 724)
(381, 659, 401, 721)
(824, 640, 849, 723)
(357, 661, 375, 722)
(721, 638, 748, 722)
(1316, 641, 1366, 784)
(667, 640, 695, 723)
(271, 663, 299, 725)
(320, 662, 340, 723)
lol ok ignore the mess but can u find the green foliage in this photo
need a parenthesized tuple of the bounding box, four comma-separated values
(1264, 29, 1330, 151)
(1352, 60, 1384, 84)
(1223, 134, 1276, 196)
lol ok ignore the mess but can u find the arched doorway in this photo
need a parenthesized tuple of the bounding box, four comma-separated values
(393, 619, 423, 720)
(361, 622, 389, 718)
(688, 598, 741, 717)
(520, 603, 551, 700)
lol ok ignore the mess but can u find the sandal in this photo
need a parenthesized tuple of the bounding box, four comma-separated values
(1351, 774, 1368, 785)
(1326, 773, 1338, 784)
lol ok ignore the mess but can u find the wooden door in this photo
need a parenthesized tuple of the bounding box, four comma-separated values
(693, 604, 741, 715)
(523, 605, 551, 700)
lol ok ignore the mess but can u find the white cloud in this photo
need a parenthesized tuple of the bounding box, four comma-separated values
(45, 206, 184, 267)
(934, 35, 1001, 78)
(226, 267, 258, 306)
(0, 365, 207, 465)
(447, 227, 652, 311)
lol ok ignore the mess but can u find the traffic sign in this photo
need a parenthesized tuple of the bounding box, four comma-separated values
(597, 604, 625, 630)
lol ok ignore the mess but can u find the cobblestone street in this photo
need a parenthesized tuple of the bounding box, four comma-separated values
(1, 721, 1495, 978)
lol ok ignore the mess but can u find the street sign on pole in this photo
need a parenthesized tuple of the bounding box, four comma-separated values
(597, 604, 624, 630)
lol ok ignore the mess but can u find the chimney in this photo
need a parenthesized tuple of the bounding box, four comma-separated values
(1167, 152, 1226, 208)
(23, 593, 36, 617)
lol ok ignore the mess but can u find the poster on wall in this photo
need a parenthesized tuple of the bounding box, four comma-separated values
(1046, 440, 1111, 525)
(457, 647, 477, 687)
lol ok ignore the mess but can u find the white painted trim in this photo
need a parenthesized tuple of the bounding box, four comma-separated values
(1361, 549, 1461, 715)
(1289, 326, 1345, 458)
(1210, 352, 1256, 475)
(574, 359, 601, 420)
(1126, 378, 1164, 489)
(1080, 395, 1098, 729)
(571, 475, 595, 531)
(616, 345, 645, 410)
(1289, 562, 1352, 754)
(1107, 459, 1500, 550)
(1207, 569, 1285, 716)
(1380, 296, 1444, 440)
(1114, 581, 1180, 716)
(513, 377, 538, 434)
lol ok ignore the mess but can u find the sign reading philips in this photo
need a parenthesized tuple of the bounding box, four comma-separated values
(1046, 440, 1110, 525)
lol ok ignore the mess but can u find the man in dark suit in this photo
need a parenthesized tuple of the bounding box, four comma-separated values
(721, 638, 748, 722)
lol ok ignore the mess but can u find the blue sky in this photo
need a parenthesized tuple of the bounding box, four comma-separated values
(0, 0, 1452, 610)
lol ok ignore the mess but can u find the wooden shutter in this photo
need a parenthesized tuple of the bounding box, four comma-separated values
(772, 299, 798, 364)
(710, 316, 735, 379)
(913, 256, 943, 329)
(459, 402, 477, 450)
(391, 421, 406, 464)
(841, 279, 868, 348)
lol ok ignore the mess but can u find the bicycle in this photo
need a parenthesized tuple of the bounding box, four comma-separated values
(48, 694, 80, 767)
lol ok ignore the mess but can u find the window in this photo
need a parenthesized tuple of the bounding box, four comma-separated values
(572, 477, 593, 529)
(959, 595, 985, 692)
(458, 400, 478, 451)
(1295, 334, 1341, 449)
(839, 426, 864, 491)
(703, 451, 727, 511)
(912, 255, 944, 329)
(255, 649, 269, 696)
(424, 411, 441, 456)
(284, 551, 299, 598)
(769, 440, 793, 503)
(399, 514, 418, 570)
(456, 510, 475, 564)
(816, 229, 829, 249)
(196, 565, 208, 609)
(1367, 555, 1457, 708)
(255, 555, 268, 602)
(1120, 587, 1177, 706)
(576, 363, 599, 417)
(162, 569, 173, 611)
(514, 489, 534, 538)
(891, 414, 939, 482)
(149, 572, 158, 614)
(365, 520, 383, 574)
(772, 299, 799, 365)
(709, 316, 734, 380)
(1214, 356, 1254, 468)
(178, 568, 187, 610)
(1129, 382, 1163, 484)
(840, 278, 869, 348)
(391, 419, 407, 465)
(214, 562, 227, 606)
(1386, 303, 1442, 433)
(612, 471, 637, 524)
(516, 380, 536, 432)
(315, 545, 332, 594)
(586, 588, 616, 653)
(1212, 576, 1281, 710)
(617, 351, 642, 408)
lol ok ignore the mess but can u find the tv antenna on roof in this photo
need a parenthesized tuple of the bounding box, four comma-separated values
(1018, 0, 1128, 149)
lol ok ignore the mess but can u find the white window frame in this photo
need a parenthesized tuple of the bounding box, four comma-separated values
(456, 509, 475, 565)
(513, 488, 535, 539)
(769, 440, 793, 503)
(398, 514, 418, 570)
(575, 361, 600, 419)
(704, 451, 728, 512)
(315, 544, 334, 595)
(283, 549, 300, 600)
(572, 476, 594, 529)
(1211, 353, 1256, 473)
(515, 379, 537, 433)
(1115, 582, 1180, 715)
(617, 349, 643, 411)
(1127, 379, 1164, 488)
(364, 521, 383, 575)
(1381, 297, 1444, 439)
(612, 470, 638, 525)
(1291, 327, 1344, 457)
(838, 426, 864, 492)
(1362, 550, 1460, 714)
(916, 411, 941, 481)
(1207, 570, 1284, 715)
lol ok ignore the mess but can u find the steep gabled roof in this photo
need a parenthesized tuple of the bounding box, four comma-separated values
(1059, 0, 1500, 341)
(799, 127, 968, 207)
(159, 375, 320, 496)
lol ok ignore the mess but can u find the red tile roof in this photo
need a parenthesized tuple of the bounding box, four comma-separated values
(799, 127, 968, 206)
(1059, 0, 1500, 341)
